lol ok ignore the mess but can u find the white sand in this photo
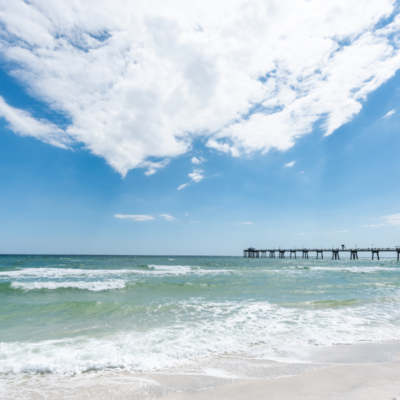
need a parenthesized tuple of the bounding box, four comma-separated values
(161, 361, 400, 400)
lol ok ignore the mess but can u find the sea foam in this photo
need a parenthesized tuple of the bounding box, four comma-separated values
(1, 299, 400, 375)
(0, 266, 229, 279)
(10, 280, 126, 291)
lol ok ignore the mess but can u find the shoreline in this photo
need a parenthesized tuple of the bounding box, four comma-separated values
(161, 360, 400, 400)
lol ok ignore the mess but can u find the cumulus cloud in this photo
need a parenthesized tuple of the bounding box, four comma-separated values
(178, 168, 204, 189)
(160, 214, 175, 221)
(329, 230, 348, 234)
(285, 161, 295, 167)
(383, 109, 396, 118)
(1, 1, 400, 175)
(383, 213, 400, 225)
(114, 214, 154, 221)
(188, 169, 204, 182)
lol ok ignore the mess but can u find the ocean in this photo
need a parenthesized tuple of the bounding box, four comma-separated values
(1, 254, 400, 399)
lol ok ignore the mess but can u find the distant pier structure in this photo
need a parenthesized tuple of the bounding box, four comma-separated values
(243, 246, 400, 260)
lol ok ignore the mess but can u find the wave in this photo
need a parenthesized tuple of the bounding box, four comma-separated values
(1, 299, 400, 375)
(283, 299, 362, 308)
(311, 266, 400, 273)
(10, 280, 126, 291)
(0, 266, 231, 280)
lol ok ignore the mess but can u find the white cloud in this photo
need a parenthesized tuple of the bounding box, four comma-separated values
(383, 213, 400, 225)
(240, 222, 252, 225)
(1, 1, 400, 175)
(114, 214, 154, 221)
(178, 168, 204, 189)
(383, 109, 395, 118)
(360, 224, 385, 227)
(142, 160, 170, 176)
(188, 169, 204, 182)
(160, 214, 175, 221)
(0, 96, 70, 149)
(285, 161, 295, 167)
(177, 183, 189, 190)
(329, 230, 348, 234)
(191, 156, 204, 165)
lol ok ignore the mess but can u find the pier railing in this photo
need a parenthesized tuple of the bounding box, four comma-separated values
(243, 247, 400, 260)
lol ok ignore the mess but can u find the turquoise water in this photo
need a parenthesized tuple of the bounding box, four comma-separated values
(1, 254, 400, 380)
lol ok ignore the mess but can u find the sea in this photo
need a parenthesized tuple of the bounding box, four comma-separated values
(1, 254, 400, 399)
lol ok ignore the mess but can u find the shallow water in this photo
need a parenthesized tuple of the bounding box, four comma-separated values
(1, 255, 400, 398)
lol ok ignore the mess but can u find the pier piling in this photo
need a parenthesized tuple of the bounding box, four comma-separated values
(372, 250, 380, 260)
(332, 250, 340, 260)
(350, 250, 358, 260)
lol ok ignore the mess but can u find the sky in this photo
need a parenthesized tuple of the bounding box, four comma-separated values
(0, 0, 400, 255)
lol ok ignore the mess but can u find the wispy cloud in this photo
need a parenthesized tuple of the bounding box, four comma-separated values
(383, 213, 400, 226)
(0, 1, 399, 175)
(0, 96, 70, 149)
(177, 183, 189, 190)
(239, 222, 252, 225)
(160, 214, 175, 221)
(191, 157, 205, 165)
(142, 160, 170, 176)
(329, 230, 348, 234)
(359, 224, 385, 228)
(285, 161, 295, 167)
(383, 109, 395, 118)
(114, 214, 154, 221)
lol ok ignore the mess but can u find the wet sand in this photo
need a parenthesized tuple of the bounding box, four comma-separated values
(161, 360, 400, 400)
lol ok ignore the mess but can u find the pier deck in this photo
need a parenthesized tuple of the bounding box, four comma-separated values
(244, 247, 400, 260)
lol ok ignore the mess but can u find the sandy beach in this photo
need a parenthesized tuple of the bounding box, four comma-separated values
(162, 360, 400, 400)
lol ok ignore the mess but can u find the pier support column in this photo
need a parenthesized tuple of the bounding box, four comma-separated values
(332, 250, 340, 260)
(290, 250, 296, 258)
(372, 250, 379, 260)
(302, 250, 309, 259)
(316, 250, 323, 259)
(269, 251, 275, 258)
(350, 250, 358, 260)
(279, 250, 285, 258)
(397, 250, 400, 261)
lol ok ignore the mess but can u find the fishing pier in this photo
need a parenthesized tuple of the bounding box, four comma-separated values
(243, 246, 400, 260)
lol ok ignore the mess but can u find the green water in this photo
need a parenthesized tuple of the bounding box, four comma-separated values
(1, 254, 400, 376)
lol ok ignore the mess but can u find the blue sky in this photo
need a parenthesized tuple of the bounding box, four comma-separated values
(0, 0, 400, 255)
